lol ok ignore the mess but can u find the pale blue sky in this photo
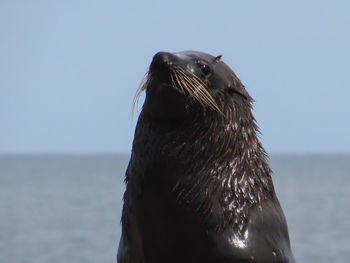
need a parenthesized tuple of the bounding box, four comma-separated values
(1, 1, 349, 154)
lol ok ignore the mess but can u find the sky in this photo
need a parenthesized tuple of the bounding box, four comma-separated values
(1, 0, 349, 154)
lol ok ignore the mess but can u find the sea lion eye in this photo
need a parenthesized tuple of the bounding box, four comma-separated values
(199, 64, 211, 76)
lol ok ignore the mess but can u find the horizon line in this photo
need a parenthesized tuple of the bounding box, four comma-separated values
(1, 152, 350, 156)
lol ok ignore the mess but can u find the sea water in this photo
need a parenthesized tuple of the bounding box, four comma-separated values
(0, 154, 349, 263)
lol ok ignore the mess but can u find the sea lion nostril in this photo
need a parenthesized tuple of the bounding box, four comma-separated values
(151, 52, 173, 68)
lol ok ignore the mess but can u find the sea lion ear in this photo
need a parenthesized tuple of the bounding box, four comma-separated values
(213, 55, 222, 63)
(227, 83, 252, 101)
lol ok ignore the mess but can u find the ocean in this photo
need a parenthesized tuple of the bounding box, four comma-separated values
(0, 154, 349, 263)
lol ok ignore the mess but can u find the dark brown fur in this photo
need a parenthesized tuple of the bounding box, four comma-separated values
(118, 51, 296, 263)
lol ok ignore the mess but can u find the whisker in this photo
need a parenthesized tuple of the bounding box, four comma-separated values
(132, 72, 150, 115)
(133, 66, 223, 116)
(173, 71, 186, 94)
(175, 68, 223, 113)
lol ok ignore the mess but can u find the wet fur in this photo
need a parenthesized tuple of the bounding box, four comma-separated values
(118, 51, 296, 263)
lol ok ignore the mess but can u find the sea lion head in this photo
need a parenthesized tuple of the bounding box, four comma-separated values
(136, 51, 252, 121)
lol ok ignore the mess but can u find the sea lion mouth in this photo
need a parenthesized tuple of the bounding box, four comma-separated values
(134, 52, 222, 114)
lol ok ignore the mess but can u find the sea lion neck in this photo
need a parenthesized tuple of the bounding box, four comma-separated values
(161, 100, 276, 235)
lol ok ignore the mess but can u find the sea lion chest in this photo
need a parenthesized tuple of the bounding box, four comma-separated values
(125, 120, 214, 262)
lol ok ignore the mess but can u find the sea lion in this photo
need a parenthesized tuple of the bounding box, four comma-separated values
(117, 51, 296, 263)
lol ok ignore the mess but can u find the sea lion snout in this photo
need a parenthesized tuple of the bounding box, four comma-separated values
(150, 52, 176, 70)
